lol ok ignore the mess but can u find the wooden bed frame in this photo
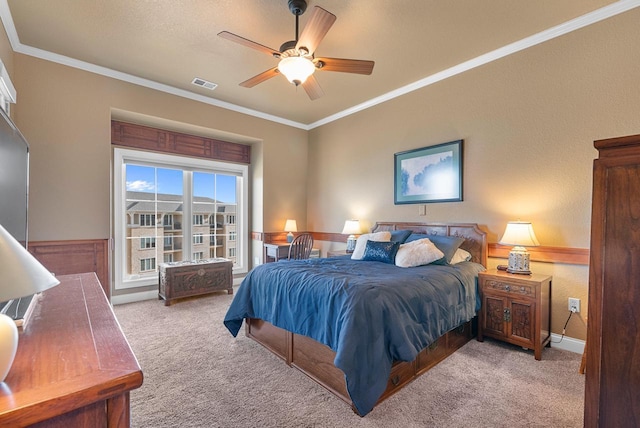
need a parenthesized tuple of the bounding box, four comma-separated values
(246, 222, 487, 415)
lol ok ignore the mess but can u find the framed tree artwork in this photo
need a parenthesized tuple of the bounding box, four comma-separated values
(394, 139, 463, 204)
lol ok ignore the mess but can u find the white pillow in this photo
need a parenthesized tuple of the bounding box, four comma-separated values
(351, 231, 392, 260)
(450, 248, 472, 264)
(395, 238, 445, 268)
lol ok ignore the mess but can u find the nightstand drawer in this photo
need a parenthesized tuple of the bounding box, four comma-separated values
(481, 278, 535, 298)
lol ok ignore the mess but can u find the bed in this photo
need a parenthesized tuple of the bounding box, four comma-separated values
(224, 222, 487, 416)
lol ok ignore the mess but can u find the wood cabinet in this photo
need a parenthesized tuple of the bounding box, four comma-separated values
(159, 258, 233, 305)
(0, 273, 142, 427)
(585, 134, 640, 427)
(477, 269, 552, 360)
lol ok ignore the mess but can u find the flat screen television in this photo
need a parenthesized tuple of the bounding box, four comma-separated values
(0, 107, 28, 246)
(0, 106, 31, 320)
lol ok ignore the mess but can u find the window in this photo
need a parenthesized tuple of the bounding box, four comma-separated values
(140, 237, 156, 249)
(227, 215, 236, 225)
(114, 148, 248, 290)
(140, 214, 156, 226)
(140, 258, 156, 271)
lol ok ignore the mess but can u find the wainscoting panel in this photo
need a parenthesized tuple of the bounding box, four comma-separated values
(29, 239, 110, 298)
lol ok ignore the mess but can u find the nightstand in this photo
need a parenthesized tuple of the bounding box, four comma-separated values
(477, 269, 552, 360)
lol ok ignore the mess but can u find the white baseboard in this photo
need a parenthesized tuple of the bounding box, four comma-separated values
(550, 333, 585, 354)
(111, 277, 244, 306)
(111, 290, 159, 306)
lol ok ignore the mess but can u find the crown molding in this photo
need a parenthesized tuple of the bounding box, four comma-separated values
(1, 0, 638, 131)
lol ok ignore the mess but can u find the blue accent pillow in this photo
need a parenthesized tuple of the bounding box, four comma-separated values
(404, 233, 465, 264)
(362, 240, 400, 264)
(390, 229, 412, 244)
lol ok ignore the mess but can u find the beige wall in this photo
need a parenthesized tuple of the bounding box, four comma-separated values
(9, 54, 308, 244)
(307, 8, 640, 340)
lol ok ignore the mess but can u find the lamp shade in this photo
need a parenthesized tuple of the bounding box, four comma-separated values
(341, 220, 361, 235)
(0, 224, 60, 302)
(284, 219, 298, 233)
(277, 56, 315, 86)
(499, 221, 540, 247)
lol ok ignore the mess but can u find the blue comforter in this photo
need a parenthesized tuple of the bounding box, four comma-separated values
(224, 257, 485, 416)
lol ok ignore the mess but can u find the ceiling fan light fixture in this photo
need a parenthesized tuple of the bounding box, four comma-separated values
(277, 56, 315, 86)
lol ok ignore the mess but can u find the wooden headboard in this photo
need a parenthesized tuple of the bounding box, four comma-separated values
(371, 222, 488, 267)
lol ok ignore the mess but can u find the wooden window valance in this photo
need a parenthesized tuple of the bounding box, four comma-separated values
(111, 120, 251, 164)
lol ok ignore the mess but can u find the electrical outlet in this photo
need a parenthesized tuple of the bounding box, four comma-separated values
(568, 297, 580, 313)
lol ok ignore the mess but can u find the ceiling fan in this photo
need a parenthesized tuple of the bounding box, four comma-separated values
(218, 0, 374, 100)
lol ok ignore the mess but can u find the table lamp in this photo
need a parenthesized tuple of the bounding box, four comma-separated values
(0, 224, 60, 382)
(341, 220, 361, 254)
(284, 219, 297, 243)
(499, 221, 540, 274)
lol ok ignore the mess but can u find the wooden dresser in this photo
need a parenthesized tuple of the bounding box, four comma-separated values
(159, 258, 233, 305)
(585, 134, 640, 427)
(0, 273, 143, 427)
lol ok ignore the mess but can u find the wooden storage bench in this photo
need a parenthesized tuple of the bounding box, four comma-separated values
(159, 258, 233, 305)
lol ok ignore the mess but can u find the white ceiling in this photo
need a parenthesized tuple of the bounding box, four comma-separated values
(2, 0, 638, 129)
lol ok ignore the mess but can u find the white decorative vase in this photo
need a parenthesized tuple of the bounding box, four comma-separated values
(0, 313, 18, 382)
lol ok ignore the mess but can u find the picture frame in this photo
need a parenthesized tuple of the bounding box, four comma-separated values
(394, 139, 463, 204)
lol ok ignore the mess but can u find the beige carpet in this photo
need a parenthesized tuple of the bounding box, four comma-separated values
(114, 291, 585, 428)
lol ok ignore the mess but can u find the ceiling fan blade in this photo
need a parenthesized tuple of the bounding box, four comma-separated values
(295, 6, 336, 55)
(302, 74, 324, 100)
(218, 31, 280, 57)
(315, 57, 375, 75)
(239, 68, 280, 88)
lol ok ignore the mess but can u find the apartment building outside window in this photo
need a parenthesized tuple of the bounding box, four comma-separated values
(114, 148, 249, 290)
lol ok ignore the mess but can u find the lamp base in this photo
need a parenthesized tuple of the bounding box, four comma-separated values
(286, 232, 294, 243)
(346, 235, 356, 254)
(0, 313, 18, 382)
(507, 247, 532, 275)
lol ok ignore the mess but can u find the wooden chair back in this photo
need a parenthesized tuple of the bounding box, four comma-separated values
(288, 233, 314, 260)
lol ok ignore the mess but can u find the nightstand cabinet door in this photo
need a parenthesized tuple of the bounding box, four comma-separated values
(509, 299, 535, 346)
(478, 270, 551, 360)
(483, 295, 508, 338)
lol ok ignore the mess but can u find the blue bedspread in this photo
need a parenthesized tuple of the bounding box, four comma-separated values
(223, 257, 485, 416)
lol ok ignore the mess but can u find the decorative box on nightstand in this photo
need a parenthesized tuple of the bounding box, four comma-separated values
(477, 269, 552, 360)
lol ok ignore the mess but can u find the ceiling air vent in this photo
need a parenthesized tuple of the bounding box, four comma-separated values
(191, 77, 218, 90)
